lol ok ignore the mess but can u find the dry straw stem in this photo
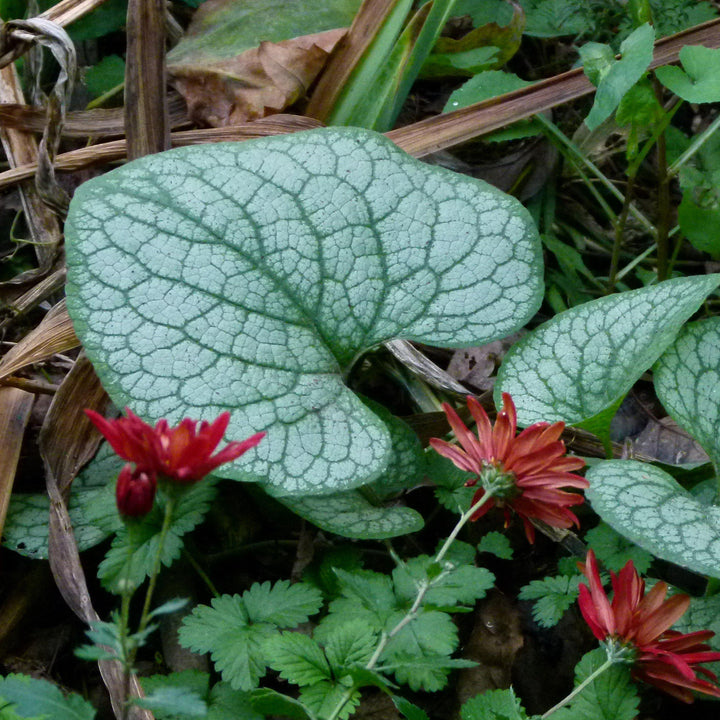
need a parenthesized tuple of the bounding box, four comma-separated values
(0, 298, 79, 382)
(0, 114, 324, 190)
(0, 387, 33, 544)
(39, 355, 152, 720)
(388, 17, 720, 157)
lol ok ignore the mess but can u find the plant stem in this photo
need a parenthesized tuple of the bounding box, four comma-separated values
(138, 494, 176, 636)
(540, 656, 615, 718)
(325, 491, 494, 720)
(183, 548, 220, 598)
(607, 173, 637, 293)
(653, 77, 671, 282)
(667, 111, 720, 178)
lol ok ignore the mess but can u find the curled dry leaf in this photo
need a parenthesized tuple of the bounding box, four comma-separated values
(169, 28, 346, 126)
(446, 331, 523, 392)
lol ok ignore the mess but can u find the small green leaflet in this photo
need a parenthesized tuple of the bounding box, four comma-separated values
(654, 317, 720, 469)
(496, 275, 720, 427)
(382, 654, 475, 693)
(585, 522, 653, 574)
(518, 575, 581, 628)
(98, 479, 218, 593)
(656, 45, 720, 104)
(266, 633, 332, 686)
(393, 696, 430, 720)
(178, 581, 323, 691)
(141, 671, 264, 720)
(0, 675, 95, 720)
(586, 460, 720, 579)
(580, 23, 655, 131)
(391, 555, 494, 607)
(550, 648, 638, 720)
(65, 127, 543, 497)
(460, 687, 529, 720)
(321, 620, 377, 670)
(477, 531, 513, 559)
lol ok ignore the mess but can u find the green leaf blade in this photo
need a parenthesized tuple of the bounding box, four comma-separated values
(66, 127, 543, 497)
(496, 275, 720, 426)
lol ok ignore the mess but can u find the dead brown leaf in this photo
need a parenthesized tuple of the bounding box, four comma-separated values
(446, 331, 523, 392)
(169, 29, 346, 126)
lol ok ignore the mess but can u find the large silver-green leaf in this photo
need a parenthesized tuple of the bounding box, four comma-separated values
(654, 317, 720, 469)
(586, 460, 720, 579)
(66, 127, 543, 496)
(496, 275, 720, 426)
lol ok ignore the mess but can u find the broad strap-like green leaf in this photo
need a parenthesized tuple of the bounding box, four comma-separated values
(66, 128, 543, 496)
(654, 317, 720, 469)
(586, 460, 720, 579)
(496, 275, 720, 426)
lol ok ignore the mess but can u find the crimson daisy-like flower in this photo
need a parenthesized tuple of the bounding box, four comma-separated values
(85, 408, 265, 483)
(429, 393, 587, 542)
(578, 550, 720, 702)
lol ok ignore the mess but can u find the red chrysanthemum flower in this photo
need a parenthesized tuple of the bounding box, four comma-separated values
(578, 550, 720, 702)
(116, 464, 157, 517)
(85, 408, 265, 483)
(429, 393, 587, 542)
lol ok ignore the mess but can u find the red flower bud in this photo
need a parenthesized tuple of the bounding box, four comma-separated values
(116, 464, 157, 517)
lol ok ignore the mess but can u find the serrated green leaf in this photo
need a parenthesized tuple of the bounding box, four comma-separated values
(178, 595, 274, 691)
(207, 682, 264, 720)
(654, 317, 720, 469)
(460, 687, 528, 720)
(241, 580, 323, 627)
(323, 569, 397, 633)
(656, 45, 720, 104)
(385, 609, 458, 658)
(581, 24, 655, 131)
(300, 681, 360, 720)
(133, 686, 207, 719)
(392, 556, 494, 607)
(585, 522, 653, 574)
(0, 698, 30, 720)
(249, 688, 315, 720)
(551, 648, 638, 720)
(98, 480, 218, 593)
(141, 671, 210, 720)
(0, 675, 95, 720)
(521, 0, 591, 37)
(266, 632, 332, 686)
(2, 442, 122, 559)
(383, 655, 474, 692)
(429, 452, 475, 513)
(65, 128, 543, 498)
(477, 531, 514, 560)
(277, 490, 424, 540)
(392, 696, 430, 720)
(586, 460, 720, 580)
(518, 575, 581, 628)
(321, 620, 377, 671)
(496, 275, 720, 426)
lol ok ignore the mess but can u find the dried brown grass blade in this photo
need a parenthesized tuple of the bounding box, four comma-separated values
(305, 0, 398, 121)
(0, 57, 61, 274)
(0, 94, 189, 137)
(0, 299, 79, 381)
(125, 0, 170, 158)
(0, 387, 34, 543)
(0, 114, 324, 190)
(39, 355, 151, 719)
(387, 18, 720, 157)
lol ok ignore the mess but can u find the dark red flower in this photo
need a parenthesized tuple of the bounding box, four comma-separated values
(86, 408, 265, 483)
(429, 393, 587, 542)
(578, 550, 720, 702)
(116, 464, 157, 517)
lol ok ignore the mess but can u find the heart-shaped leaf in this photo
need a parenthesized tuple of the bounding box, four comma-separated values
(496, 275, 720, 427)
(654, 317, 720, 469)
(586, 460, 720, 579)
(66, 127, 543, 496)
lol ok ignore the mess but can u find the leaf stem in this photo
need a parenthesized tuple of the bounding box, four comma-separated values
(324, 491, 494, 720)
(667, 111, 720, 178)
(540, 656, 616, 718)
